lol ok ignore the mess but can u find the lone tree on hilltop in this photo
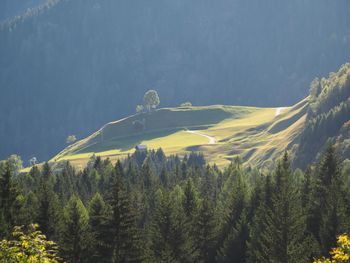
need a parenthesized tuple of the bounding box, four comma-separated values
(66, 135, 77, 144)
(143, 90, 160, 112)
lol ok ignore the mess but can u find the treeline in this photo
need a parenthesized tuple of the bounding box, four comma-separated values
(1, 147, 350, 262)
(295, 63, 350, 168)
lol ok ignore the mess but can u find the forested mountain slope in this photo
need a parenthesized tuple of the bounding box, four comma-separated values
(294, 63, 350, 168)
(1, 0, 350, 162)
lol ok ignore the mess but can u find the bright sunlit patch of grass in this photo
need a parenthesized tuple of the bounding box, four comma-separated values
(53, 100, 308, 169)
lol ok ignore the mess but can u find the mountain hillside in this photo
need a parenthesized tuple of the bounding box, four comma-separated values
(1, 0, 350, 162)
(294, 63, 350, 167)
(54, 100, 308, 169)
(54, 63, 350, 170)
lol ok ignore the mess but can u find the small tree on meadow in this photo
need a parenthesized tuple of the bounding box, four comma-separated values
(66, 135, 77, 144)
(143, 90, 160, 112)
(136, 104, 144, 114)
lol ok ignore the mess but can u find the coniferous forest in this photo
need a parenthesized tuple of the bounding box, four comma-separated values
(1, 1, 350, 262)
(1, 146, 350, 262)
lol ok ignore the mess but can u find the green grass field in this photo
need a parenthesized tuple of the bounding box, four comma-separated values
(52, 99, 309, 170)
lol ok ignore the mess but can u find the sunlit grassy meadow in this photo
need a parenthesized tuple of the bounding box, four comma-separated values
(52, 98, 309, 169)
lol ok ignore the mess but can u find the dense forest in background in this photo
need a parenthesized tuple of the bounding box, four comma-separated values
(1, 0, 350, 162)
(0, 0, 46, 21)
(1, 146, 350, 262)
(293, 63, 350, 168)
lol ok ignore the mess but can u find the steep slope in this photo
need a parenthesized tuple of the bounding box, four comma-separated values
(1, 0, 350, 162)
(53, 101, 308, 169)
(53, 63, 350, 170)
(294, 63, 350, 168)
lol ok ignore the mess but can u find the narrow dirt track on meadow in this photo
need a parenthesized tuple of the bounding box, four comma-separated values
(185, 130, 216, 144)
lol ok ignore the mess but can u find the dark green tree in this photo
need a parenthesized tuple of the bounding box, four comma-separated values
(0, 162, 18, 235)
(261, 153, 311, 263)
(317, 145, 346, 255)
(193, 197, 217, 263)
(107, 169, 143, 263)
(150, 188, 191, 262)
(216, 173, 247, 263)
(36, 184, 62, 240)
(89, 192, 111, 263)
(182, 178, 199, 219)
(61, 195, 91, 263)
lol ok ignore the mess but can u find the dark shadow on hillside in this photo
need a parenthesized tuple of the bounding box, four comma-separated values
(76, 129, 182, 154)
(267, 107, 307, 134)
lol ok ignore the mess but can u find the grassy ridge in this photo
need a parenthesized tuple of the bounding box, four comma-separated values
(53, 101, 308, 170)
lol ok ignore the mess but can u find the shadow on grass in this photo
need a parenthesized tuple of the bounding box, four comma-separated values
(77, 129, 182, 153)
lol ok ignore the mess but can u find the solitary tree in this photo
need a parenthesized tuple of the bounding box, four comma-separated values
(143, 90, 160, 111)
(136, 104, 144, 114)
(180, 102, 192, 107)
(66, 135, 77, 144)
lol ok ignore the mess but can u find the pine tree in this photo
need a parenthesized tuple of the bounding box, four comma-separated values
(21, 191, 39, 226)
(193, 197, 217, 263)
(182, 178, 199, 219)
(216, 173, 247, 263)
(89, 192, 111, 263)
(61, 195, 91, 263)
(36, 184, 62, 240)
(262, 152, 311, 263)
(0, 162, 18, 235)
(150, 189, 174, 262)
(150, 188, 191, 262)
(0, 163, 12, 225)
(169, 185, 192, 262)
(217, 211, 248, 263)
(317, 145, 346, 255)
(246, 175, 274, 263)
(107, 169, 143, 263)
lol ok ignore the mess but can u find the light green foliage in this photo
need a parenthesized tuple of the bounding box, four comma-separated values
(54, 100, 307, 170)
(143, 90, 160, 111)
(180, 102, 192, 107)
(136, 104, 144, 113)
(66, 135, 77, 144)
(7, 155, 23, 176)
(309, 63, 350, 115)
(0, 224, 61, 263)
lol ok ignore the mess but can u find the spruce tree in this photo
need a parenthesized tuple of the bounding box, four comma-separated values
(150, 188, 191, 262)
(217, 173, 247, 262)
(193, 197, 217, 263)
(182, 178, 199, 219)
(0, 163, 12, 224)
(317, 145, 346, 255)
(0, 162, 18, 235)
(89, 192, 111, 263)
(262, 152, 311, 263)
(36, 184, 61, 240)
(150, 189, 174, 262)
(107, 169, 143, 263)
(61, 195, 91, 263)
(246, 175, 273, 263)
(217, 211, 248, 263)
